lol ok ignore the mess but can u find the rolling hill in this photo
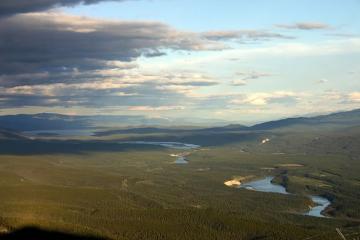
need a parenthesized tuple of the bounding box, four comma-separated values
(93, 109, 360, 137)
(0, 109, 358, 135)
(249, 109, 360, 131)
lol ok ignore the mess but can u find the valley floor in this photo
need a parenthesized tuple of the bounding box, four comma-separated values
(0, 138, 359, 239)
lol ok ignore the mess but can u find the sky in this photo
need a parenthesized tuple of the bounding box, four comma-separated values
(0, 0, 359, 123)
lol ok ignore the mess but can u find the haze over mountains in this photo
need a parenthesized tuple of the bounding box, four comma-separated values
(0, 113, 237, 131)
(0, 108, 358, 134)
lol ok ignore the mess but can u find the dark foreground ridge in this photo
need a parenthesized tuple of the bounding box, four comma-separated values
(0, 227, 107, 240)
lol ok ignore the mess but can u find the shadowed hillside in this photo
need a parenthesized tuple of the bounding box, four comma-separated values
(0, 129, 27, 140)
(0, 227, 107, 240)
(249, 109, 360, 131)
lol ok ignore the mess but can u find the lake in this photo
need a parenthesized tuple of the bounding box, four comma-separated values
(240, 176, 288, 194)
(239, 176, 330, 218)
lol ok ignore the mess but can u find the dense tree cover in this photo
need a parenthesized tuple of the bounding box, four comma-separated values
(0, 124, 359, 239)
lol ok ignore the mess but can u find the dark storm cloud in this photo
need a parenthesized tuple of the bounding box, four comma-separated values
(0, 12, 290, 88)
(0, 13, 219, 79)
(0, 0, 133, 16)
(0, 63, 137, 87)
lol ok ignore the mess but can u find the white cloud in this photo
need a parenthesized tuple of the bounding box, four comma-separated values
(160, 38, 360, 69)
(348, 92, 360, 102)
(317, 78, 329, 84)
(231, 71, 273, 86)
(127, 106, 185, 111)
(275, 22, 330, 30)
(231, 91, 302, 106)
(231, 80, 247, 86)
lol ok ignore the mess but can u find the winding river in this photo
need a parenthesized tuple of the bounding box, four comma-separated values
(119, 141, 200, 164)
(305, 195, 331, 218)
(240, 176, 331, 218)
(174, 156, 189, 164)
(120, 141, 200, 150)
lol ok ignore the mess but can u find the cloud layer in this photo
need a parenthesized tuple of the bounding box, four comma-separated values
(0, 0, 357, 121)
(276, 22, 330, 30)
(0, 0, 133, 16)
(0, 10, 295, 110)
(0, 13, 220, 77)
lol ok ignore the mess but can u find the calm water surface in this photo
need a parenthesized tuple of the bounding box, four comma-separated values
(306, 196, 331, 218)
(240, 176, 288, 194)
(240, 176, 330, 218)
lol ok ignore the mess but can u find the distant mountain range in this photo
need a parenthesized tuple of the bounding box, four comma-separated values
(0, 109, 359, 133)
(0, 113, 234, 132)
(95, 109, 360, 135)
(249, 108, 360, 131)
